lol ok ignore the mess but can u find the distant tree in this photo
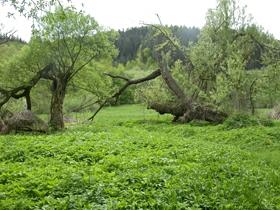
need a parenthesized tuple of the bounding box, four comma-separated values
(115, 27, 150, 63)
(115, 26, 200, 64)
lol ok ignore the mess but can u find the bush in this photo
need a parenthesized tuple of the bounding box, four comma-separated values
(223, 113, 273, 130)
(269, 104, 280, 120)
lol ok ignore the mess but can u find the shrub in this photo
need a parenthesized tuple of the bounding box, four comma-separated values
(223, 113, 273, 130)
(269, 104, 280, 120)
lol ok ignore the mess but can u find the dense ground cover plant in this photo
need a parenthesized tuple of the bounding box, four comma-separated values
(0, 105, 279, 209)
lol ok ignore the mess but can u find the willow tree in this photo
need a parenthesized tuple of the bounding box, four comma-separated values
(0, 5, 117, 130)
(33, 7, 116, 129)
(89, 0, 269, 122)
(151, 0, 267, 117)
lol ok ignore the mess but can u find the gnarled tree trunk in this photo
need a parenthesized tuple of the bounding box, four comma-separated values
(149, 101, 227, 123)
(49, 79, 67, 130)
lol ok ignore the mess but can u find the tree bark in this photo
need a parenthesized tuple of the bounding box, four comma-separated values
(49, 79, 66, 130)
(159, 56, 186, 100)
(148, 101, 187, 120)
(25, 90, 32, 110)
(149, 101, 227, 123)
(249, 79, 257, 115)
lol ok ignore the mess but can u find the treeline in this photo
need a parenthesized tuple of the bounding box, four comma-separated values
(0, 26, 263, 71)
(115, 26, 200, 63)
(0, 34, 26, 44)
(114, 25, 263, 71)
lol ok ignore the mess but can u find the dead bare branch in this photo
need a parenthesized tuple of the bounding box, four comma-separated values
(0, 64, 55, 109)
(88, 69, 161, 121)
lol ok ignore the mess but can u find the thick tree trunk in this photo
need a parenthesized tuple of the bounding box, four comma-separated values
(25, 90, 32, 110)
(49, 79, 66, 130)
(178, 104, 228, 123)
(87, 52, 228, 124)
(149, 101, 227, 123)
(148, 101, 188, 121)
(159, 56, 186, 100)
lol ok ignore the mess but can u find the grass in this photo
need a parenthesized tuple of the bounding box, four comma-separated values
(0, 105, 279, 209)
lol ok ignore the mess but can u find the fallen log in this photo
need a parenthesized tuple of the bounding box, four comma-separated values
(149, 101, 227, 123)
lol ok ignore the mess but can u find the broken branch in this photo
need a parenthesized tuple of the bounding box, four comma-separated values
(0, 64, 54, 109)
(88, 69, 161, 121)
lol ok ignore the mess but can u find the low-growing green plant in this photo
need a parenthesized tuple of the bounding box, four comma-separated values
(0, 105, 279, 209)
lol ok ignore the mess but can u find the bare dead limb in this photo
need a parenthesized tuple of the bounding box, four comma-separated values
(104, 73, 130, 82)
(0, 64, 54, 109)
(70, 98, 101, 112)
(88, 69, 161, 121)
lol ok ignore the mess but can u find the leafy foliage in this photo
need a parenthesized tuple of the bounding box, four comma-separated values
(223, 113, 274, 130)
(115, 26, 200, 64)
(135, 0, 280, 116)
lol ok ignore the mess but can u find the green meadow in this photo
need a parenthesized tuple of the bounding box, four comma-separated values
(0, 105, 279, 209)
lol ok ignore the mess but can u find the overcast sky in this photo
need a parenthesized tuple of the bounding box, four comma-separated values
(0, 0, 280, 41)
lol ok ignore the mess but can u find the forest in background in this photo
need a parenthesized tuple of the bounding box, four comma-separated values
(1, 18, 279, 121)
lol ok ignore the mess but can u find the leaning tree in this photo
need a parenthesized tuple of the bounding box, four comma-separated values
(89, 0, 274, 123)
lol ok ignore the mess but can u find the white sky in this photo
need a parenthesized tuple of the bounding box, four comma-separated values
(0, 0, 280, 41)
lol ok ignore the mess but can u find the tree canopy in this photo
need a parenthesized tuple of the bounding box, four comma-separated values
(1, 0, 280, 130)
(0, 3, 117, 129)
